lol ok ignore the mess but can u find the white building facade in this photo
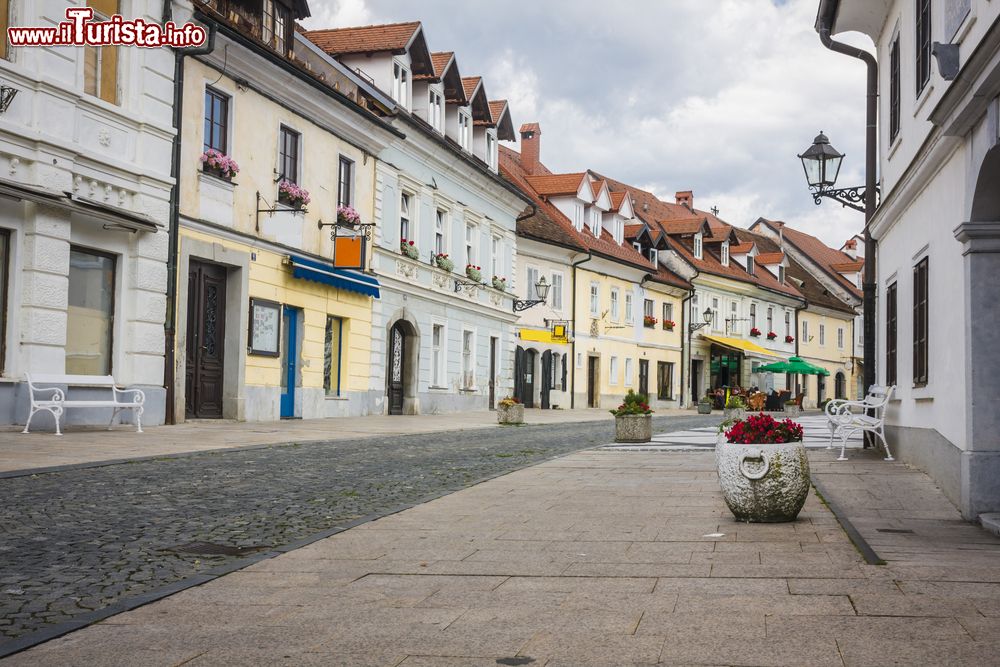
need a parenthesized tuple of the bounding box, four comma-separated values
(821, 0, 1000, 519)
(0, 0, 174, 426)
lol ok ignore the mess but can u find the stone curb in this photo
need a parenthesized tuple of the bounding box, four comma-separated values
(811, 475, 885, 565)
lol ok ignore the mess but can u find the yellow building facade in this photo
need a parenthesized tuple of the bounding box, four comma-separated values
(168, 16, 398, 422)
(796, 307, 860, 408)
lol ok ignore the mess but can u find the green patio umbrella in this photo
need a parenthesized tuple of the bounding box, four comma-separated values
(757, 356, 830, 376)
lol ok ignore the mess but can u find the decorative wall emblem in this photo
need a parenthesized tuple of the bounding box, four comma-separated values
(8, 157, 18, 176)
(489, 291, 503, 306)
(98, 129, 112, 147)
(590, 319, 600, 337)
(395, 260, 416, 279)
(431, 272, 449, 289)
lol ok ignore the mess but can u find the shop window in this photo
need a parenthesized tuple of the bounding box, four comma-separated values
(66, 247, 116, 375)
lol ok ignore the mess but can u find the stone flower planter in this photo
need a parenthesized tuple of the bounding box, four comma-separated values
(615, 414, 652, 443)
(697, 401, 713, 415)
(723, 407, 745, 421)
(497, 403, 524, 425)
(784, 404, 801, 417)
(715, 437, 810, 522)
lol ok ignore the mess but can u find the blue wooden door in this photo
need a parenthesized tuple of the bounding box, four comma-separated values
(280, 306, 298, 418)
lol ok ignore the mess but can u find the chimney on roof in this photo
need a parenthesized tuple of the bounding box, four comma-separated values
(519, 123, 541, 176)
(843, 238, 858, 259)
(675, 190, 693, 209)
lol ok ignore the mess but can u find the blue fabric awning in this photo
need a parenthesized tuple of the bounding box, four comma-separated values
(287, 255, 380, 298)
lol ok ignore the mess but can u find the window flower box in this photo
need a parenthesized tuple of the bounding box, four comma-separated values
(749, 327, 762, 337)
(433, 253, 454, 272)
(785, 335, 795, 343)
(610, 390, 653, 443)
(663, 319, 676, 331)
(716, 414, 809, 522)
(465, 264, 482, 282)
(400, 239, 419, 260)
(766, 331, 778, 340)
(643, 315, 658, 328)
(337, 204, 361, 227)
(492, 276, 507, 291)
(200, 149, 239, 181)
(277, 180, 310, 209)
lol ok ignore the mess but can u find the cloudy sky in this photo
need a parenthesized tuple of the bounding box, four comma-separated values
(302, 0, 875, 248)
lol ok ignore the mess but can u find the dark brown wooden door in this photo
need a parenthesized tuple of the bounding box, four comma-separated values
(523, 349, 536, 408)
(639, 359, 649, 398)
(541, 350, 552, 410)
(388, 322, 405, 415)
(587, 356, 598, 408)
(185, 260, 227, 418)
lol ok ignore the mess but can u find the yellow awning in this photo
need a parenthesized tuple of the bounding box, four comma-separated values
(700, 334, 784, 359)
(518, 328, 569, 345)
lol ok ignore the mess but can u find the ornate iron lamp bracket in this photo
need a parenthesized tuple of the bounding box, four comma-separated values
(512, 298, 544, 312)
(809, 185, 878, 213)
(317, 218, 376, 242)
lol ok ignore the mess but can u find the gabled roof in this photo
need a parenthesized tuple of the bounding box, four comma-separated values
(304, 21, 433, 76)
(730, 241, 756, 254)
(525, 173, 590, 198)
(499, 145, 691, 287)
(659, 217, 711, 236)
(609, 191, 634, 218)
(754, 252, 785, 265)
(751, 218, 863, 299)
(589, 179, 612, 210)
(488, 100, 515, 141)
(830, 260, 864, 272)
(462, 76, 491, 123)
(425, 52, 466, 104)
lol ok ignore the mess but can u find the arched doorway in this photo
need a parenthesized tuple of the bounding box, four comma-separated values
(835, 372, 846, 399)
(386, 318, 419, 415)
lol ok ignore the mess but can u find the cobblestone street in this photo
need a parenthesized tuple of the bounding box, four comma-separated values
(0, 415, 719, 648)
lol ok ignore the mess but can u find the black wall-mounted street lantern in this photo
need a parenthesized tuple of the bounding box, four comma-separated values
(798, 132, 876, 213)
(689, 307, 713, 332)
(512, 276, 550, 312)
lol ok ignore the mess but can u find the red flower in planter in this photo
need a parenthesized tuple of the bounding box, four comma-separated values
(766, 331, 778, 340)
(785, 335, 795, 343)
(724, 413, 803, 444)
(749, 327, 762, 337)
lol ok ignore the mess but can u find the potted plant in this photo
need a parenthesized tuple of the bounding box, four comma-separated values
(610, 390, 653, 442)
(497, 396, 524, 425)
(466, 264, 482, 281)
(492, 276, 507, 291)
(337, 204, 361, 227)
(724, 394, 746, 420)
(200, 149, 239, 181)
(697, 395, 713, 414)
(643, 315, 658, 328)
(433, 253, 454, 272)
(766, 331, 778, 340)
(749, 327, 762, 337)
(277, 180, 310, 209)
(663, 319, 676, 331)
(716, 413, 809, 522)
(400, 239, 419, 260)
(785, 335, 795, 343)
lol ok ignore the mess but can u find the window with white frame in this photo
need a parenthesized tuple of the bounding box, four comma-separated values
(625, 293, 634, 323)
(338, 156, 354, 207)
(750, 303, 757, 329)
(434, 209, 447, 256)
(574, 204, 584, 231)
(486, 131, 498, 169)
(399, 192, 412, 244)
(712, 297, 720, 330)
(491, 235, 501, 278)
(465, 222, 476, 267)
(644, 299, 654, 318)
(610, 288, 620, 321)
(462, 330, 474, 389)
(693, 233, 703, 259)
(432, 324, 445, 387)
(721, 241, 730, 266)
(625, 358, 634, 387)
(551, 273, 564, 310)
(729, 301, 737, 331)
(691, 293, 699, 321)
(428, 89, 443, 132)
(778, 265, 785, 284)
(802, 319, 809, 341)
(392, 61, 410, 109)
(526, 266, 539, 300)
(819, 324, 826, 346)
(785, 311, 791, 336)
(747, 255, 755, 275)
(648, 248, 658, 266)
(458, 111, 471, 151)
(609, 356, 619, 385)
(633, 242, 642, 254)
(662, 302, 673, 328)
(590, 283, 599, 315)
(767, 307, 773, 333)
(837, 327, 844, 349)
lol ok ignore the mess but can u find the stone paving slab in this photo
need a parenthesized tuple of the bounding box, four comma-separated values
(6, 446, 1000, 665)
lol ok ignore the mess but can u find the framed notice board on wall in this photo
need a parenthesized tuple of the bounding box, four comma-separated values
(248, 297, 281, 356)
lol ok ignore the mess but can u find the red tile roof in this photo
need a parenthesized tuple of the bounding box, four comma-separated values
(488, 100, 507, 123)
(753, 252, 785, 265)
(624, 223, 645, 238)
(304, 22, 420, 55)
(610, 191, 628, 211)
(430, 51, 453, 77)
(753, 218, 863, 298)
(830, 260, 864, 272)
(499, 146, 690, 287)
(525, 173, 588, 198)
(590, 179, 608, 200)
(731, 242, 755, 254)
(659, 217, 710, 235)
(462, 76, 482, 99)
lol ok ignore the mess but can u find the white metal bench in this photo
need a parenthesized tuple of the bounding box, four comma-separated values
(22, 373, 145, 435)
(825, 384, 896, 461)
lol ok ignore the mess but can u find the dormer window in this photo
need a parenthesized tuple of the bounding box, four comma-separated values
(262, 0, 291, 55)
(633, 242, 642, 254)
(573, 204, 584, 232)
(778, 265, 785, 284)
(721, 241, 730, 267)
(648, 248, 658, 266)
(747, 255, 755, 275)
(392, 61, 410, 110)
(693, 233, 703, 259)
(458, 111, 471, 152)
(486, 131, 498, 170)
(428, 90, 443, 133)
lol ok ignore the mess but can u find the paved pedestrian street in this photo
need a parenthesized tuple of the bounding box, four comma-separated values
(5, 419, 1000, 666)
(0, 415, 717, 653)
